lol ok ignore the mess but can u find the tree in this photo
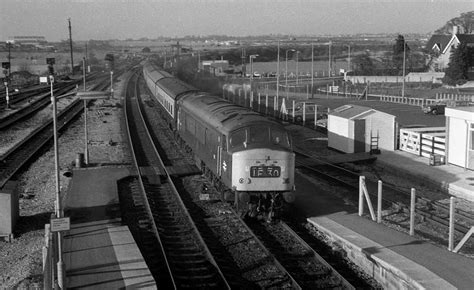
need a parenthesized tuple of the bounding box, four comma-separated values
(353, 51, 375, 75)
(435, 11, 474, 34)
(392, 35, 410, 74)
(443, 43, 471, 85)
(142, 47, 151, 53)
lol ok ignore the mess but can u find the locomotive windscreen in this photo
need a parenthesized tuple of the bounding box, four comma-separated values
(229, 126, 291, 150)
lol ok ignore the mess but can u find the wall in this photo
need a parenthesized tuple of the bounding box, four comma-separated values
(365, 112, 396, 152)
(447, 117, 467, 167)
(328, 115, 352, 153)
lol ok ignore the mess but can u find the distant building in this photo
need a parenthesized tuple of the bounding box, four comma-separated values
(425, 26, 474, 78)
(201, 59, 230, 76)
(9, 36, 47, 46)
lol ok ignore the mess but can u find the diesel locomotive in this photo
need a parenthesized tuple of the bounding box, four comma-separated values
(142, 61, 295, 219)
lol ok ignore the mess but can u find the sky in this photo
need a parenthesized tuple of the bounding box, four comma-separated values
(1, 0, 473, 42)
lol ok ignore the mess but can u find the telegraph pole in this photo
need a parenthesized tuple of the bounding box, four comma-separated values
(241, 47, 246, 77)
(68, 18, 74, 74)
(7, 41, 11, 76)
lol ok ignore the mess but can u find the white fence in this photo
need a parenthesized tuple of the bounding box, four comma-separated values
(399, 127, 446, 158)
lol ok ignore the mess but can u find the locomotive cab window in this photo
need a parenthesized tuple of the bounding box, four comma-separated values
(222, 135, 227, 151)
(248, 126, 268, 144)
(271, 128, 291, 149)
(230, 128, 246, 149)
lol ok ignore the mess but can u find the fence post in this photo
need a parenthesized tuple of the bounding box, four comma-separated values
(274, 97, 277, 117)
(265, 94, 268, 115)
(258, 92, 261, 113)
(377, 180, 383, 223)
(250, 91, 254, 109)
(244, 89, 247, 107)
(359, 176, 364, 216)
(410, 188, 416, 236)
(448, 196, 455, 251)
(292, 100, 296, 122)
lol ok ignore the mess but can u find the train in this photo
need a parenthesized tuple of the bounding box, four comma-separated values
(142, 61, 295, 220)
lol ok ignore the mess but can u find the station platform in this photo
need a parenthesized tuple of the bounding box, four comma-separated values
(62, 166, 157, 289)
(375, 150, 474, 202)
(295, 170, 474, 289)
(290, 125, 474, 289)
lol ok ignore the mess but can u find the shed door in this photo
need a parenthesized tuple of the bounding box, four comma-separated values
(354, 119, 366, 153)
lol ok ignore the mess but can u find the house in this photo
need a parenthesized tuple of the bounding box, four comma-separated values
(445, 107, 474, 170)
(425, 26, 474, 77)
(327, 105, 397, 154)
(201, 59, 230, 76)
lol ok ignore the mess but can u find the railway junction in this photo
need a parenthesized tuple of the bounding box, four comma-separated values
(0, 65, 473, 289)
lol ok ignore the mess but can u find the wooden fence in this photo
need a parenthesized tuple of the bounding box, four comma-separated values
(399, 127, 446, 159)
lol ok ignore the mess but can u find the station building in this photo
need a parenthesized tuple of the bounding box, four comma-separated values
(445, 107, 474, 170)
(327, 105, 396, 153)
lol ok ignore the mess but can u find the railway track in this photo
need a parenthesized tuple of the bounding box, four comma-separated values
(244, 218, 355, 289)
(0, 73, 107, 130)
(0, 82, 77, 130)
(295, 149, 474, 237)
(0, 77, 111, 189)
(124, 70, 230, 289)
(135, 71, 369, 288)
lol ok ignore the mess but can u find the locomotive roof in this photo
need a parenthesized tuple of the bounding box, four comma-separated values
(156, 78, 196, 99)
(179, 92, 281, 133)
(143, 62, 173, 81)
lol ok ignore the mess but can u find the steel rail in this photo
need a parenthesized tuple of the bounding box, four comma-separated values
(126, 70, 231, 289)
(0, 80, 111, 189)
(123, 71, 175, 288)
(280, 221, 355, 289)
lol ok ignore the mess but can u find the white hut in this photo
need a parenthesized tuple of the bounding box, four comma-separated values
(445, 107, 474, 170)
(328, 105, 397, 153)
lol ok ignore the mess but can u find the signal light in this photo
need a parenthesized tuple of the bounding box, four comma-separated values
(48, 65, 54, 75)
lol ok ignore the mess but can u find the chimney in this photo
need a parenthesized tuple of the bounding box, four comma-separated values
(452, 25, 458, 35)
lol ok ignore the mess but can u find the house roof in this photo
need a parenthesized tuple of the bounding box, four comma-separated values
(426, 34, 474, 54)
(330, 104, 396, 120)
(330, 104, 375, 119)
(456, 34, 474, 44)
(425, 35, 452, 52)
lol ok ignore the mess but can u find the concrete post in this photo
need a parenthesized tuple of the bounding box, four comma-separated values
(377, 180, 382, 223)
(448, 197, 455, 251)
(358, 176, 364, 216)
(410, 188, 416, 236)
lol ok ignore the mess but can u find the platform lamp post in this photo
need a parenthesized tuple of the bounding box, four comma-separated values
(249, 54, 258, 95)
(47, 57, 65, 289)
(105, 54, 114, 98)
(295, 51, 300, 85)
(276, 40, 280, 107)
(328, 41, 332, 77)
(2, 62, 10, 109)
(402, 39, 406, 98)
(82, 57, 86, 91)
(311, 42, 314, 98)
(285, 49, 295, 98)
